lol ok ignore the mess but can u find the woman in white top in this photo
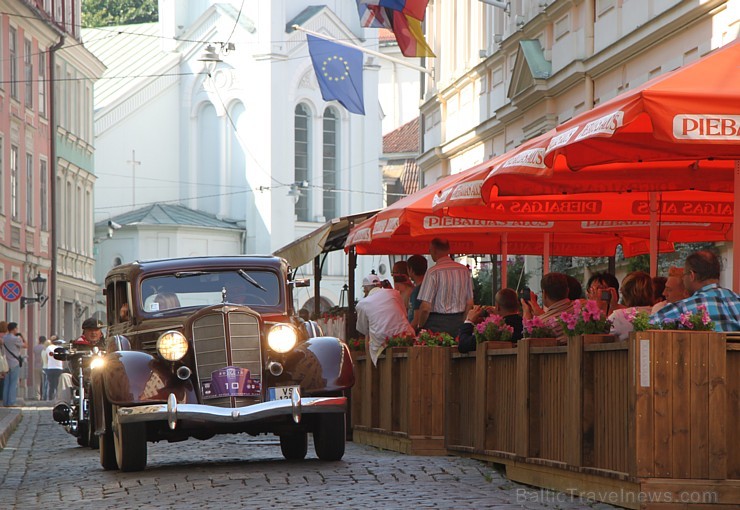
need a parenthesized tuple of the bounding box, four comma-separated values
(609, 271, 655, 340)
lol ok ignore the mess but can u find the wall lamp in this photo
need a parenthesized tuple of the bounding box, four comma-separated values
(21, 273, 48, 309)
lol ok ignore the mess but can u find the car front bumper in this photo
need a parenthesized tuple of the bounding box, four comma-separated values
(116, 390, 346, 430)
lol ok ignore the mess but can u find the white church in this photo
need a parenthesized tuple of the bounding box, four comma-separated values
(87, 0, 413, 314)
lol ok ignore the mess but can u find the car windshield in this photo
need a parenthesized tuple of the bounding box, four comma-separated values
(140, 270, 281, 313)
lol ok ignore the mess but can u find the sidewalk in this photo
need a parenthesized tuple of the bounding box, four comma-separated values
(0, 400, 48, 449)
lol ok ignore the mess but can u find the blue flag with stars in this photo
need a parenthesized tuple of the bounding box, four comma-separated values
(307, 34, 365, 115)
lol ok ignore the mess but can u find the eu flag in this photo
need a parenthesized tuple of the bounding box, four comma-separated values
(307, 35, 365, 115)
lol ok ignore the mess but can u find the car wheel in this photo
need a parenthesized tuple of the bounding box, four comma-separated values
(99, 394, 117, 470)
(280, 432, 308, 460)
(313, 413, 345, 461)
(113, 405, 148, 472)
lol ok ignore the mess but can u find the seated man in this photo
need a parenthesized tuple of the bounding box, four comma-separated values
(521, 273, 573, 343)
(356, 274, 414, 366)
(458, 289, 524, 353)
(650, 250, 740, 331)
(651, 266, 690, 314)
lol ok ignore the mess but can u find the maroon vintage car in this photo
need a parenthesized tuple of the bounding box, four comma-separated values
(91, 256, 354, 472)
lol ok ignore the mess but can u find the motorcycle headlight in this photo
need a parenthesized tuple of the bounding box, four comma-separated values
(157, 331, 189, 361)
(267, 323, 297, 353)
(90, 357, 105, 370)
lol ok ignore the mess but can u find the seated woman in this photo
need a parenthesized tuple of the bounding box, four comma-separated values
(609, 272, 654, 340)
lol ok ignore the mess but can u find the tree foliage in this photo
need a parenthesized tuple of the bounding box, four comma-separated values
(82, 0, 158, 28)
(473, 255, 530, 306)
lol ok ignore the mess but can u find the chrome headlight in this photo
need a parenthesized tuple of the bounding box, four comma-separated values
(267, 323, 298, 353)
(90, 357, 105, 370)
(156, 331, 189, 361)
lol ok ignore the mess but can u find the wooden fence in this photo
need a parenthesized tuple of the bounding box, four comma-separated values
(350, 332, 740, 509)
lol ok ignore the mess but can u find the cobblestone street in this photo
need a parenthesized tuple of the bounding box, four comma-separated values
(0, 405, 619, 509)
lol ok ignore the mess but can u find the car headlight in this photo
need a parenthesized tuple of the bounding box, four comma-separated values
(267, 323, 297, 353)
(157, 331, 189, 361)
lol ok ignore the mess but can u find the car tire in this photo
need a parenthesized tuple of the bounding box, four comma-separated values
(313, 413, 345, 461)
(113, 405, 148, 472)
(280, 432, 308, 460)
(99, 394, 117, 470)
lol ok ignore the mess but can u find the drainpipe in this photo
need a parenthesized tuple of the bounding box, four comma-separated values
(49, 34, 65, 334)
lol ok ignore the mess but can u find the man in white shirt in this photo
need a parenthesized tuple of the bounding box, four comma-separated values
(356, 273, 414, 366)
(45, 338, 65, 401)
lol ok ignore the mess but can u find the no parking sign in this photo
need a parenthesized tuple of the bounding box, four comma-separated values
(1, 280, 22, 302)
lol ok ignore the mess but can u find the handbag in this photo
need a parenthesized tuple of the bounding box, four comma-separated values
(0, 351, 8, 373)
(3, 344, 23, 368)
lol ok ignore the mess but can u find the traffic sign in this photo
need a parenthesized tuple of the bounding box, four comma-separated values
(0, 280, 22, 302)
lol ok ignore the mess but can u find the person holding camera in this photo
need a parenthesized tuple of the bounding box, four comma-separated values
(458, 289, 523, 353)
(2, 322, 27, 406)
(521, 273, 574, 342)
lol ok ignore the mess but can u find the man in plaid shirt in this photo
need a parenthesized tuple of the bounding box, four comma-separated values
(650, 250, 740, 332)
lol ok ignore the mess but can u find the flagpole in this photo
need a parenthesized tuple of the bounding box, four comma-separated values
(292, 24, 433, 76)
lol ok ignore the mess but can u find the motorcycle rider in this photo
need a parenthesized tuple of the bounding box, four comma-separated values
(57, 317, 104, 405)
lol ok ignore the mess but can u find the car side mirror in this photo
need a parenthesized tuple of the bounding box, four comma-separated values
(53, 347, 69, 361)
(292, 279, 311, 288)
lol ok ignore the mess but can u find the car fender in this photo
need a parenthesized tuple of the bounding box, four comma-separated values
(286, 336, 354, 394)
(100, 351, 197, 406)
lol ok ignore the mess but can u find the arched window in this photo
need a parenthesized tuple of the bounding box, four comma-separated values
(322, 108, 338, 220)
(294, 104, 310, 221)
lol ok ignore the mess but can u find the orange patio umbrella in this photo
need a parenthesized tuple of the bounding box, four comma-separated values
(460, 40, 739, 285)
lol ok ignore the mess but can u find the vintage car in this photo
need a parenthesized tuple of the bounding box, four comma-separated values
(91, 256, 354, 472)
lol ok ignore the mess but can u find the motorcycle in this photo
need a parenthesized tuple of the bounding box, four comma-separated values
(51, 345, 105, 449)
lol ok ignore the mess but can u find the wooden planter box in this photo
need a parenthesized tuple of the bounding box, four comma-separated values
(352, 346, 451, 455)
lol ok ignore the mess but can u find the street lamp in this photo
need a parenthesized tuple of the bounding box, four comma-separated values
(21, 273, 48, 309)
(198, 44, 222, 75)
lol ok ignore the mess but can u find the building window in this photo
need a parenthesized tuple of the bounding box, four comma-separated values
(24, 38, 32, 109)
(38, 51, 46, 117)
(10, 146, 19, 221)
(40, 159, 48, 230)
(294, 104, 310, 222)
(323, 108, 338, 221)
(9, 27, 18, 100)
(26, 153, 33, 225)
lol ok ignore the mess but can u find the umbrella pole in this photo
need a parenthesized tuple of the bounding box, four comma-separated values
(649, 193, 658, 277)
(543, 234, 551, 274)
(501, 233, 508, 289)
(734, 161, 740, 291)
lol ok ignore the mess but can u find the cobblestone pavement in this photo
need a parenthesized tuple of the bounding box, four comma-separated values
(0, 405, 618, 510)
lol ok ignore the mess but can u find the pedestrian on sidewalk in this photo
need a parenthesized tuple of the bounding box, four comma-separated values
(3, 322, 28, 406)
(45, 337, 64, 401)
(33, 335, 47, 400)
(0, 321, 7, 400)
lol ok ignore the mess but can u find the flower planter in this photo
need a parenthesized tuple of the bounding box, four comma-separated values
(580, 334, 617, 345)
(352, 345, 451, 455)
(482, 340, 515, 350)
(527, 337, 558, 347)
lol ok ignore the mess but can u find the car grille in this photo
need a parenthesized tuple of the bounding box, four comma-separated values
(192, 311, 262, 408)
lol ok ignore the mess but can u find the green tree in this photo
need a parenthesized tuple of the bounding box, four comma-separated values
(473, 255, 530, 305)
(82, 0, 158, 28)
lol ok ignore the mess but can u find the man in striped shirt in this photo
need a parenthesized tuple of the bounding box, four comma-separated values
(416, 238, 474, 337)
(650, 250, 740, 331)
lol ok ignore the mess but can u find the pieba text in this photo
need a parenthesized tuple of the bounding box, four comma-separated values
(673, 114, 740, 140)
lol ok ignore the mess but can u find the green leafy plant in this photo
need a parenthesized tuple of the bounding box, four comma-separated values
(415, 330, 456, 347)
(385, 332, 416, 347)
(522, 316, 559, 338)
(651, 304, 715, 331)
(558, 299, 611, 337)
(473, 314, 514, 343)
(627, 310, 653, 332)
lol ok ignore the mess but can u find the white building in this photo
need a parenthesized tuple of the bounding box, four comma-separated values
(419, 0, 739, 290)
(85, 0, 385, 311)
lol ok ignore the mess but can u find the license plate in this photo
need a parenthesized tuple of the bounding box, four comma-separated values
(268, 385, 300, 401)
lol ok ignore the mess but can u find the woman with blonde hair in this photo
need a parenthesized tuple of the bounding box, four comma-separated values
(609, 271, 654, 340)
